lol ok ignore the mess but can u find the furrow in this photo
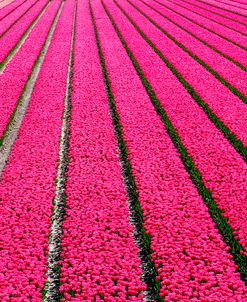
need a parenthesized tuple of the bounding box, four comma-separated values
(44, 2, 76, 301)
(1, 0, 247, 300)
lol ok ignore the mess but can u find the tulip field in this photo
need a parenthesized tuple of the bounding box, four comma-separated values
(0, 0, 247, 300)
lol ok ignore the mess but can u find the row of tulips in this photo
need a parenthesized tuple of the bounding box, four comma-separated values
(0, 0, 48, 64)
(163, 0, 247, 34)
(106, 0, 247, 258)
(59, 0, 146, 300)
(0, 0, 73, 299)
(117, 0, 247, 150)
(0, 0, 15, 9)
(165, 0, 247, 50)
(1, 0, 247, 300)
(211, 0, 247, 10)
(0, 0, 60, 141)
(0, 0, 26, 20)
(88, 0, 247, 300)
(194, 0, 247, 15)
(141, 0, 247, 71)
(176, 0, 247, 25)
(0, 0, 39, 37)
(128, 0, 247, 120)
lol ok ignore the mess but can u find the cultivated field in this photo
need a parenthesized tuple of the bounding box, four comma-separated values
(0, 0, 247, 300)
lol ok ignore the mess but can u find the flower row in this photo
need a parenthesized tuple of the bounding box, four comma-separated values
(159, 0, 247, 49)
(163, 0, 247, 35)
(119, 0, 247, 149)
(198, 0, 247, 15)
(110, 0, 247, 256)
(0, 0, 38, 37)
(0, 0, 72, 299)
(215, 0, 247, 11)
(59, 0, 145, 300)
(142, 0, 247, 73)
(0, 0, 15, 10)
(180, 0, 247, 26)
(91, 0, 247, 300)
(0, 0, 48, 64)
(0, 0, 60, 140)
(0, 0, 26, 20)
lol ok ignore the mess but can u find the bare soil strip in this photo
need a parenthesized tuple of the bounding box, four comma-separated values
(44, 2, 76, 301)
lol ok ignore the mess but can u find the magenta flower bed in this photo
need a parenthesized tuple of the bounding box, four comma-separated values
(89, 1, 247, 300)
(161, 0, 247, 34)
(207, 0, 247, 11)
(153, 0, 247, 52)
(114, 0, 247, 148)
(0, 0, 60, 140)
(165, 0, 247, 44)
(0, 0, 247, 300)
(178, 0, 247, 26)
(198, 0, 247, 14)
(0, 0, 27, 20)
(0, 0, 72, 299)
(0, 0, 48, 64)
(131, 0, 247, 96)
(59, 0, 145, 300)
(105, 0, 247, 254)
(0, 0, 38, 37)
(142, 0, 247, 68)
